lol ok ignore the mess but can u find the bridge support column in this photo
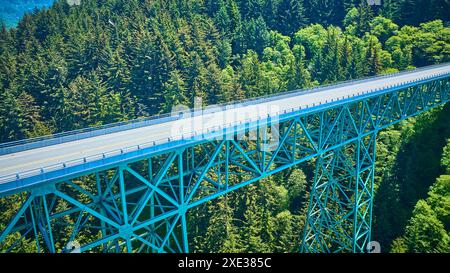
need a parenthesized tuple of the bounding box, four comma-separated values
(301, 132, 377, 253)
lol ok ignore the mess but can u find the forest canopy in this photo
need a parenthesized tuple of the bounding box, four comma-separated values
(1, 0, 449, 142)
(0, 0, 449, 253)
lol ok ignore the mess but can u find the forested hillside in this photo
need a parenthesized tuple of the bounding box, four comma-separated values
(0, 0, 449, 253)
(390, 136, 450, 253)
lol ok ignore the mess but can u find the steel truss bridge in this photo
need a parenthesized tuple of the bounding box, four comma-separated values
(0, 64, 449, 253)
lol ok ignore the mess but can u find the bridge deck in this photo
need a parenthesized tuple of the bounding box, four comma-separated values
(1, 64, 450, 186)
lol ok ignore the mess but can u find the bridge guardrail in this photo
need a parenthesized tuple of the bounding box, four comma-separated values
(1, 69, 450, 185)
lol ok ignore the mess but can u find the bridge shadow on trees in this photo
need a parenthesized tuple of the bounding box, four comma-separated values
(373, 103, 450, 252)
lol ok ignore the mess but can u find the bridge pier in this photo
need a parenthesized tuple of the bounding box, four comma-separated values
(301, 132, 377, 253)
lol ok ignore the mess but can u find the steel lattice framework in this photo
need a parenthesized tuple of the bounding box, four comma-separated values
(0, 75, 449, 253)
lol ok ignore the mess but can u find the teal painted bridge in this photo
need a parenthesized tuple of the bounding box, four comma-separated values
(0, 64, 449, 253)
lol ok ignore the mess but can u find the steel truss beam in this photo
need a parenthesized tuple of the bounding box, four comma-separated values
(301, 133, 376, 252)
(0, 77, 449, 253)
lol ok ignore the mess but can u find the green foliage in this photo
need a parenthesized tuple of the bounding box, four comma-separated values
(395, 0, 450, 26)
(413, 20, 450, 65)
(395, 200, 449, 253)
(374, 105, 450, 252)
(442, 140, 450, 174)
(162, 70, 188, 113)
(428, 175, 450, 230)
(392, 175, 450, 253)
(239, 16, 271, 55)
(283, 169, 308, 211)
(275, 0, 306, 36)
(303, 0, 347, 26)
(370, 16, 399, 44)
(195, 196, 244, 253)
(0, 0, 449, 253)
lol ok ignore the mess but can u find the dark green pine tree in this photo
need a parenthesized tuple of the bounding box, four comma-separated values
(379, 0, 400, 20)
(204, 62, 227, 105)
(240, 184, 271, 253)
(356, 1, 374, 36)
(87, 72, 126, 126)
(276, 0, 307, 36)
(36, 50, 69, 122)
(199, 196, 244, 253)
(396, 0, 450, 26)
(214, 0, 232, 34)
(321, 27, 342, 83)
(204, 0, 222, 16)
(161, 70, 189, 113)
(262, 0, 279, 30)
(216, 38, 233, 69)
(212, 0, 242, 41)
(340, 35, 352, 80)
(287, 45, 312, 90)
(366, 37, 381, 76)
(303, 0, 346, 26)
(103, 45, 137, 119)
(238, 50, 263, 98)
(187, 52, 208, 105)
(348, 39, 366, 79)
(283, 169, 308, 211)
(237, 0, 264, 19)
(0, 86, 26, 142)
(272, 210, 295, 252)
(0, 46, 16, 92)
(129, 25, 174, 114)
(238, 16, 270, 55)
